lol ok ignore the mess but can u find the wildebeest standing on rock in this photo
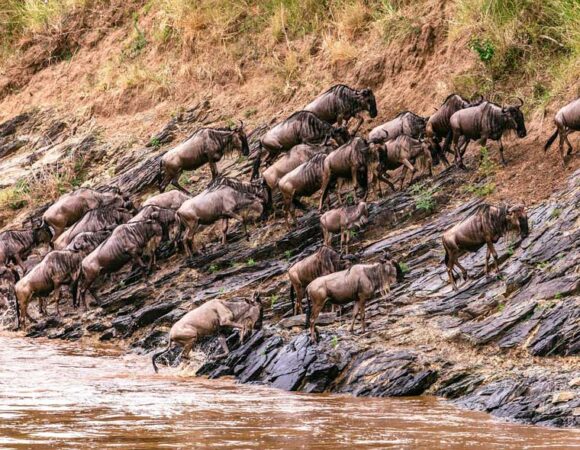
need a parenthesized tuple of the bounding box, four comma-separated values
(253, 110, 349, 179)
(304, 84, 378, 132)
(14, 230, 110, 329)
(318, 137, 369, 211)
(76, 218, 166, 308)
(320, 202, 368, 254)
(130, 205, 179, 267)
(372, 134, 433, 192)
(143, 190, 191, 210)
(442, 203, 529, 290)
(306, 255, 404, 342)
(544, 97, 580, 166)
(425, 94, 483, 166)
(0, 226, 52, 274)
(288, 246, 346, 315)
(42, 188, 133, 242)
(159, 123, 250, 193)
(278, 153, 327, 226)
(176, 177, 268, 256)
(152, 294, 263, 373)
(53, 206, 133, 250)
(368, 111, 427, 143)
(450, 99, 527, 167)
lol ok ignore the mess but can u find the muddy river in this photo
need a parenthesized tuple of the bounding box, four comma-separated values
(0, 333, 578, 449)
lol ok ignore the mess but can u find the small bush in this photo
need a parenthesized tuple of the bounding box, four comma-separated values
(410, 183, 437, 213)
(470, 37, 495, 63)
(270, 294, 279, 308)
(246, 258, 256, 267)
(399, 262, 410, 273)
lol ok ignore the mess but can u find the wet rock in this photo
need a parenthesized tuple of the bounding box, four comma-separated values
(86, 322, 108, 333)
(527, 299, 580, 356)
(25, 317, 64, 338)
(99, 328, 115, 341)
(278, 312, 336, 329)
(266, 334, 318, 391)
(437, 372, 485, 399)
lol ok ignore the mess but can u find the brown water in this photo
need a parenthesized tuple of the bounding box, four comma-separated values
(0, 333, 578, 449)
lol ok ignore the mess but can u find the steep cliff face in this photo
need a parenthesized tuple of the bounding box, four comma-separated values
(0, 0, 578, 429)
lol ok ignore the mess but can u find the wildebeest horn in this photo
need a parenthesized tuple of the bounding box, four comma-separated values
(515, 97, 524, 107)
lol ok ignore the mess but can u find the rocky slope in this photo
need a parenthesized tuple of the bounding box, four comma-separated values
(1, 104, 577, 428)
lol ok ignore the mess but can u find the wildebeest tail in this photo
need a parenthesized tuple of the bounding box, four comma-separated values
(304, 291, 312, 329)
(152, 338, 173, 373)
(544, 128, 558, 152)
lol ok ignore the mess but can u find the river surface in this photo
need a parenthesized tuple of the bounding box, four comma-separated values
(0, 333, 578, 449)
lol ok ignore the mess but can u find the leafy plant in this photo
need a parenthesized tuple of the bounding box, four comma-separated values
(463, 182, 496, 197)
(149, 136, 162, 148)
(209, 264, 219, 273)
(410, 183, 436, 213)
(478, 146, 497, 177)
(218, 287, 226, 294)
(554, 292, 563, 300)
(497, 302, 505, 312)
(270, 294, 279, 308)
(330, 335, 339, 348)
(550, 208, 562, 219)
(470, 37, 495, 63)
(246, 258, 256, 267)
(399, 262, 410, 274)
(506, 242, 515, 257)
(284, 250, 292, 260)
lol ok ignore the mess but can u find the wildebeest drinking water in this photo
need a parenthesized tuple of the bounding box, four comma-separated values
(450, 99, 527, 167)
(442, 203, 529, 290)
(305, 255, 404, 342)
(320, 202, 369, 254)
(252, 110, 349, 179)
(544, 97, 580, 166)
(288, 246, 348, 315)
(176, 177, 268, 256)
(158, 123, 250, 193)
(0, 226, 52, 274)
(425, 93, 483, 166)
(14, 230, 110, 329)
(303, 84, 378, 132)
(368, 111, 427, 143)
(42, 188, 132, 242)
(152, 294, 263, 373)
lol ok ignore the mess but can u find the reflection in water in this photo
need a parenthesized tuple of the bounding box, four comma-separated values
(0, 333, 578, 449)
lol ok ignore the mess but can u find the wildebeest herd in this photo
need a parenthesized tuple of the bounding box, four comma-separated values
(0, 85, 576, 372)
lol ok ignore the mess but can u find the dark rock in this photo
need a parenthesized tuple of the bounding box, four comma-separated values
(266, 334, 318, 391)
(437, 372, 485, 399)
(86, 322, 108, 333)
(25, 317, 63, 338)
(99, 328, 115, 341)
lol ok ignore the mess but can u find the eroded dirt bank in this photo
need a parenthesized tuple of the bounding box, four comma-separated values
(0, 106, 578, 429)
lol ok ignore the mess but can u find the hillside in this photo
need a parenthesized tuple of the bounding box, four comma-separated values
(0, 0, 578, 429)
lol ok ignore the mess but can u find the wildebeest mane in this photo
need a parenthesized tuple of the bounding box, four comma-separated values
(207, 177, 262, 198)
(473, 203, 508, 237)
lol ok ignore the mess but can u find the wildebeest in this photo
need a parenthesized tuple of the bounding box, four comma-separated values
(278, 153, 327, 226)
(442, 203, 529, 290)
(372, 135, 433, 192)
(176, 177, 267, 256)
(304, 84, 378, 132)
(306, 256, 404, 342)
(14, 230, 110, 329)
(253, 110, 349, 179)
(42, 188, 132, 242)
(318, 137, 369, 211)
(320, 202, 368, 254)
(544, 97, 580, 166)
(130, 205, 179, 268)
(152, 294, 263, 373)
(142, 190, 191, 210)
(425, 94, 483, 165)
(368, 111, 427, 143)
(0, 227, 52, 274)
(76, 219, 165, 308)
(262, 143, 332, 196)
(450, 99, 527, 166)
(53, 206, 132, 250)
(288, 246, 345, 315)
(159, 123, 250, 193)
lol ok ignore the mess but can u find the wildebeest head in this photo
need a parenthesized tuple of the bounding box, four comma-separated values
(360, 88, 377, 118)
(232, 121, 250, 156)
(332, 126, 350, 146)
(507, 204, 529, 239)
(503, 98, 526, 138)
(32, 226, 52, 244)
(469, 94, 484, 107)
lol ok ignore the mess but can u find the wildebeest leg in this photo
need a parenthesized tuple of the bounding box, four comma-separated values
(378, 172, 395, 192)
(399, 167, 408, 190)
(351, 115, 364, 135)
(209, 160, 219, 180)
(445, 251, 459, 291)
(181, 341, 193, 360)
(318, 174, 331, 211)
(55, 288, 64, 317)
(349, 301, 360, 332)
(454, 260, 468, 280)
(14, 254, 26, 276)
(295, 286, 304, 315)
(309, 298, 325, 343)
(323, 228, 332, 247)
(485, 240, 500, 274)
(359, 297, 367, 333)
(564, 129, 573, 156)
(497, 138, 507, 166)
(221, 219, 229, 245)
(171, 173, 192, 195)
(216, 334, 230, 358)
